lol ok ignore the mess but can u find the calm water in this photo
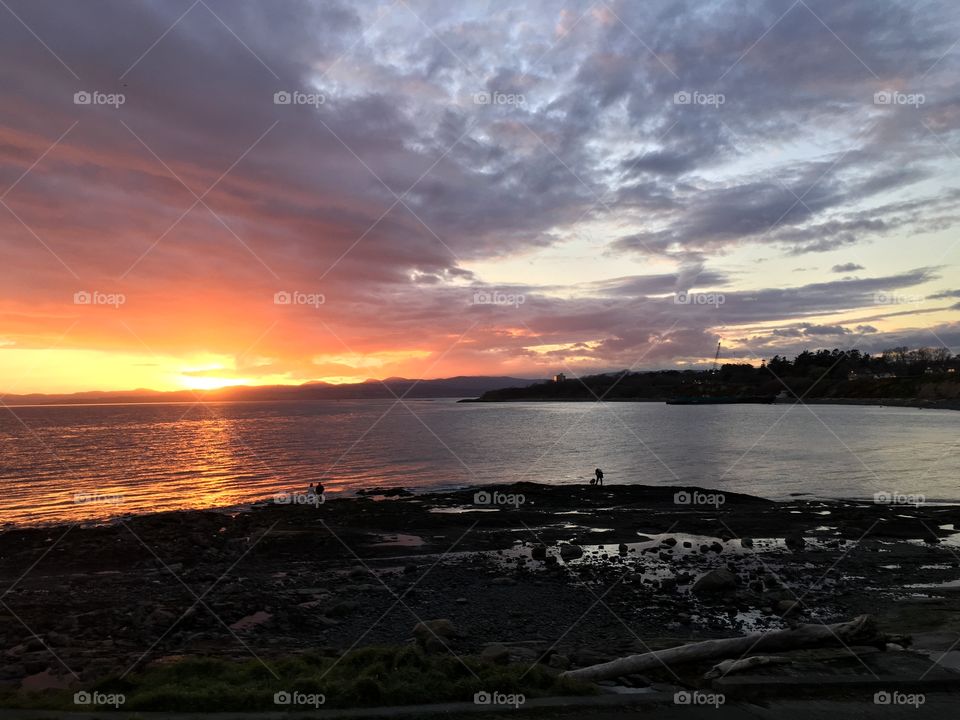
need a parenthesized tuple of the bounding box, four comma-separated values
(1, 399, 958, 526)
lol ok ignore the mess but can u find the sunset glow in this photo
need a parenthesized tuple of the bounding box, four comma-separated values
(0, 0, 958, 395)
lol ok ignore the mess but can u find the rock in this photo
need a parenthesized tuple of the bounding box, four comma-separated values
(659, 578, 678, 594)
(660, 537, 677, 547)
(147, 608, 177, 627)
(548, 653, 570, 670)
(413, 619, 459, 644)
(480, 644, 510, 664)
(618, 543, 629, 554)
(777, 600, 801, 616)
(682, 541, 692, 548)
(785, 534, 805, 552)
(699, 544, 710, 553)
(691, 568, 738, 595)
(709, 542, 723, 553)
(559, 544, 584, 561)
(327, 601, 359, 618)
(658, 552, 672, 562)
(531, 545, 548, 560)
(741, 537, 754, 549)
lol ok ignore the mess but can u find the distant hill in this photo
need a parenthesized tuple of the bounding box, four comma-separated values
(1, 376, 537, 406)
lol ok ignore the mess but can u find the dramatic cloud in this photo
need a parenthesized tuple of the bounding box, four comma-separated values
(0, 0, 957, 390)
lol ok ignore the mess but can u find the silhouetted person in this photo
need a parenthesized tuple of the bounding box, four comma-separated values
(594, 468, 604, 486)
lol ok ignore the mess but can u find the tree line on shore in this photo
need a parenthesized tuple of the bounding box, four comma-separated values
(477, 347, 960, 402)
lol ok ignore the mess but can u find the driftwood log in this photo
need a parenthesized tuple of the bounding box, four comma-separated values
(704, 655, 790, 679)
(562, 614, 885, 682)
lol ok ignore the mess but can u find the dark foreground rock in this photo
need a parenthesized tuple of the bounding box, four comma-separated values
(1, 482, 959, 691)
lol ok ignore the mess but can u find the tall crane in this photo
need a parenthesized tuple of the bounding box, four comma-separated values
(712, 342, 721, 373)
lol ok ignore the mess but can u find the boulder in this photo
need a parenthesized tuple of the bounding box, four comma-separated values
(785, 533, 805, 552)
(480, 644, 510, 665)
(691, 568, 738, 595)
(413, 619, 459, 644)
(531, 545, 548, 560)
(559, 544, 584, 561)
(777, 600, 801, 616)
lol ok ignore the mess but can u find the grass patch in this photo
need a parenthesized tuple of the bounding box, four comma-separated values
(1, 646, 595, 711)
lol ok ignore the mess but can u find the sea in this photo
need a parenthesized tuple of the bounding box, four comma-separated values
(1, 399, 957, 526)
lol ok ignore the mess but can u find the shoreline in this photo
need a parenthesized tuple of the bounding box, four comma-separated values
(8, 481, 960, 534)
(462, 396, 960, 411)
(3, 482, 960, 699)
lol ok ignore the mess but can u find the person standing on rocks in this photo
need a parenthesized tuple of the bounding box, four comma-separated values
(594, 468, 604, 486)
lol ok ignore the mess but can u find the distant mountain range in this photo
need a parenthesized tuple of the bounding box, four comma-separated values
(1, 376, 537, 406)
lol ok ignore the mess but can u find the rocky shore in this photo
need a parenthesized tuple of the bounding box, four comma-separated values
(2, 482, 960, 701)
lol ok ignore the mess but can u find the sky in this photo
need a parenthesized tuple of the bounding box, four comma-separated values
(0, 0, 959, 393)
